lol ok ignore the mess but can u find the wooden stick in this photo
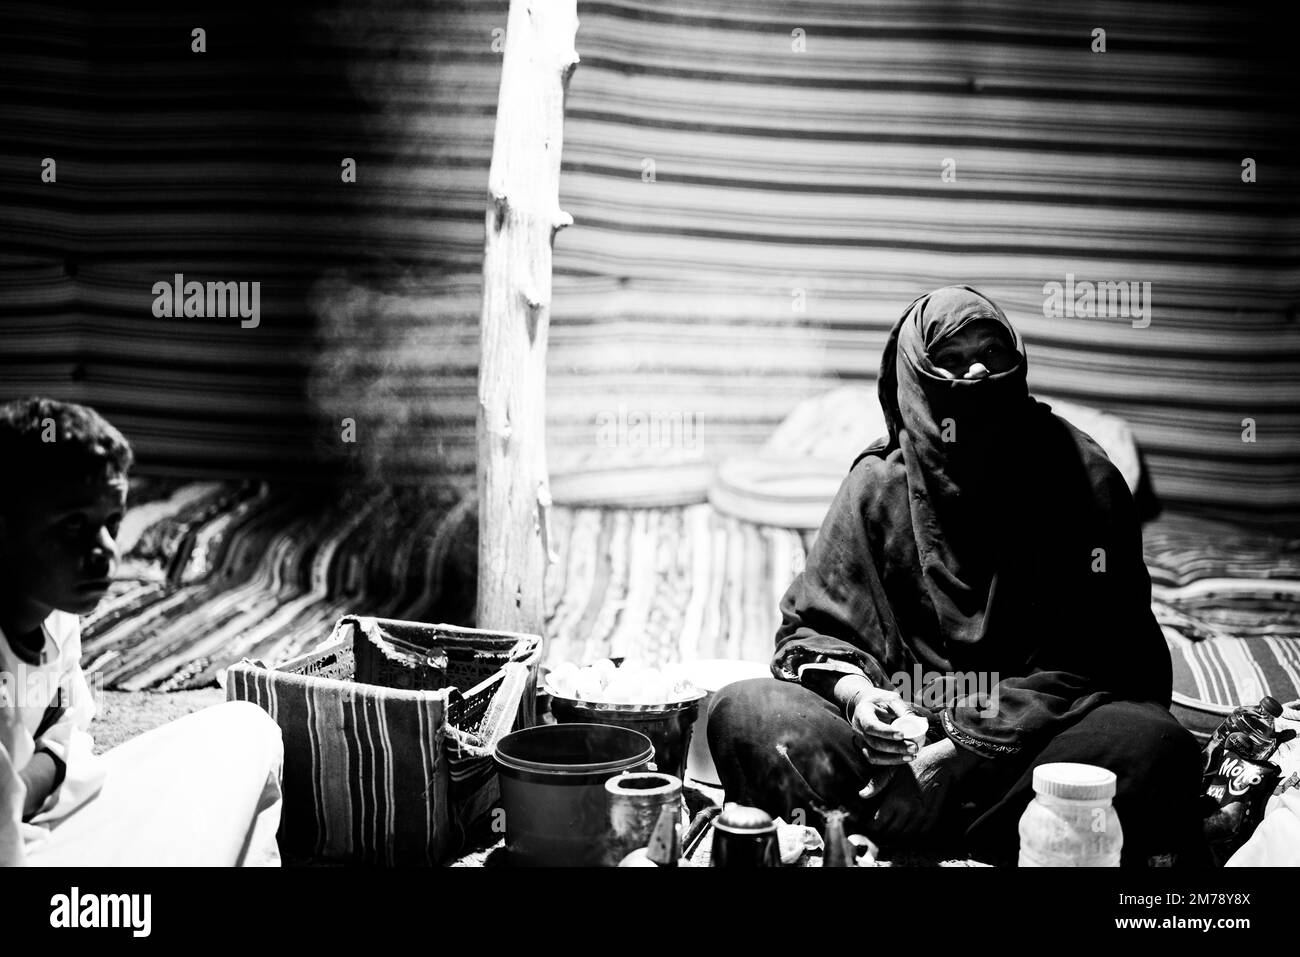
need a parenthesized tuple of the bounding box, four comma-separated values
(476, 0, 579, 647)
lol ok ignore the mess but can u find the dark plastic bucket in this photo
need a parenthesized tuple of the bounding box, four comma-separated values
(494, 723, 654, 866)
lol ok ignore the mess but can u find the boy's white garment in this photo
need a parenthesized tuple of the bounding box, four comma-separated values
(2, 611, 283, 866)
(0, 736, 24, 866)
(0, 610, 107, 865)
(24, 700, 283, 866)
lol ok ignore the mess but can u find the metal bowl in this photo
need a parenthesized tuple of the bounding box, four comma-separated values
(546, 686, 707, 780)
(543, 686, 707, 713)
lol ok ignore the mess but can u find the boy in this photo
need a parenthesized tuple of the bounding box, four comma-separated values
(0, 397, 283, 866)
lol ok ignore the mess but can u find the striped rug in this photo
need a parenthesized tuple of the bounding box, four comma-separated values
(85, 478, 1300, 749)
(1145, 513, 1300, 738)
(84, 478, 803, 688)
(83, 478, 477, 690)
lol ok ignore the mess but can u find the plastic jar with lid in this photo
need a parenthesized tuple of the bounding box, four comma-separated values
(1018, 762, 1123, 867)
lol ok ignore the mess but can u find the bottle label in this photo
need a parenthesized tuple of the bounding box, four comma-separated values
(1221, 756, 1267, 798)
(1208, 753, 1277, 804)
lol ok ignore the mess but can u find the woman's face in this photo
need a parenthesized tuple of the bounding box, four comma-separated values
(927, 318, 1019, 380)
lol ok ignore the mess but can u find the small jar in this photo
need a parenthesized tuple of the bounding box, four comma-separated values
(1018, 763, 1122, 867)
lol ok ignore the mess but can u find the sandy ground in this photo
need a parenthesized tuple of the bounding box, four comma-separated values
(90, 688, 226, 753)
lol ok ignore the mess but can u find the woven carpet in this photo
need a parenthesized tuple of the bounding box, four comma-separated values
(85, 477, 1300, 746)
(84, 478, 476, 690)
(1145, 513, 1300, 739)
(85, 477, 803, 689)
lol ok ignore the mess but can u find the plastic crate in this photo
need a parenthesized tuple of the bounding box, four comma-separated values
(226, 616, 541, 865)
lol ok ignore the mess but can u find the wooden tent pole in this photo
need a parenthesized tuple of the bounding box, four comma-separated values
(475, 0, 579, 646)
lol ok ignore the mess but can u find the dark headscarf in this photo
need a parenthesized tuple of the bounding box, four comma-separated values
(882, 286, 1033, 647)
(773, 286, 1171, 759)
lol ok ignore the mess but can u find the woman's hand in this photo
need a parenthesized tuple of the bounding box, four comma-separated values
(863, 737, 976, 840)
(838, 678, 928, 766)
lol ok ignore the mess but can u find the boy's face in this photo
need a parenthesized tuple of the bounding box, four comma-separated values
(1, 471, 128, 618)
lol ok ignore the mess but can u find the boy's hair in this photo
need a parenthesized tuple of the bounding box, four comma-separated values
(0, 398, 133, 511)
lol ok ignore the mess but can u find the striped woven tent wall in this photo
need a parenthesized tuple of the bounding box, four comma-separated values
(1, 0, 1297, 518)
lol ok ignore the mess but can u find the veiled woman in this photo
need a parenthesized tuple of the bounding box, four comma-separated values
(708, 286, 1205, 866)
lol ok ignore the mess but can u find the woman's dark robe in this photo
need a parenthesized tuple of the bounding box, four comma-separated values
(771, 285, 1172, 760)
(708, 287, 1204, 864)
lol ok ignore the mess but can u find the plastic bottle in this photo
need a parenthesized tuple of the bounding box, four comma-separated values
(1203, 696, 1282, 770)
(1018, 763, 1122, 867)
(1201, 733, 1284, 865)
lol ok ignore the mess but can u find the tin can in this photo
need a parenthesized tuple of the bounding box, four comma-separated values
(709, 803, 781, 867)
(605, 771, 682, 866)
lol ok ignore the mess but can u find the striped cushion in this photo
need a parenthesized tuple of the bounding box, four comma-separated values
(1145, 514, 1300, 741)
(227, 661, 454, 866)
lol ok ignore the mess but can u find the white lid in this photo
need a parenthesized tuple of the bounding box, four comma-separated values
(1032, 762, 1116, 801)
